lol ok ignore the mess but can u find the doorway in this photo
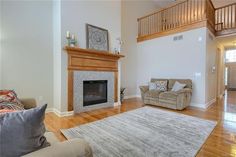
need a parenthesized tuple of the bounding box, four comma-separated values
(225, 49, 236, 91)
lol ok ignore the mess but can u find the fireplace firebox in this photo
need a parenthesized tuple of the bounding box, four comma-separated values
(83, 80, 108, 106)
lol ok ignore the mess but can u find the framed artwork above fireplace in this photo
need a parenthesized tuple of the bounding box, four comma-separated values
(86, 24, 109, 51)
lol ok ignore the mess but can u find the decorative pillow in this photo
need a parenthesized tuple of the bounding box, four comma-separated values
(171, 81, 186, 92)
(155, 81, 168, 91)
(0, 104, 50, 157)
(149, 82, 157, 90)
(0, 90, 24, 110)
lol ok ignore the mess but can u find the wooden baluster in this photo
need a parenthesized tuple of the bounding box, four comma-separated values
(233, 4, 236, 28)
(178, 5, 181, 26)
(228, 6, 230, 29)
(230, 5, 233, 28)
(196, 0, 198, 21)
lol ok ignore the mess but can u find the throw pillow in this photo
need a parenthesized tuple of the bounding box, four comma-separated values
(156, 81, 168, 91)
(0, 104, 50, 157)
(149, 82, 157, 90)
(171, 81, 186, 92)
(0, 90, 24, 110)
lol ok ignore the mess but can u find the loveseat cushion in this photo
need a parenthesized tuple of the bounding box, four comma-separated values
(168, 79, 192, 90)
(144, 90, 162, 98)
(159, 91, 178, 101)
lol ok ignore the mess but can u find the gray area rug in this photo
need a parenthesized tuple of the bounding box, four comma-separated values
(61, 107, 217, 157)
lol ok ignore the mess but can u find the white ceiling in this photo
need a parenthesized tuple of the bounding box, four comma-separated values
(217, 35, 236, 49)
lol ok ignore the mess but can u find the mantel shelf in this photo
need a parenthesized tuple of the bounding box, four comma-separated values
(64, 46, 125, 59)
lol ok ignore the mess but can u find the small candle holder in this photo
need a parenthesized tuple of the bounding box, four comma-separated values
(66, 36, 71, 46)
(66, 31, 77, 47)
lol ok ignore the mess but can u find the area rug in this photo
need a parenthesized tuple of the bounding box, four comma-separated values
(61, 106, 217, 157)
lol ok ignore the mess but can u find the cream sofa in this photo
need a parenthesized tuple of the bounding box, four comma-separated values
(19, 99, 93, 157)
(140, 79, 192, 110)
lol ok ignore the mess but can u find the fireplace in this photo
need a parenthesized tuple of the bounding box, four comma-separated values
(83, 80, 108, 106)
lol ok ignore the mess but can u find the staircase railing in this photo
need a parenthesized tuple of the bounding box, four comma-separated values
(137, 0, 236, 42)
(215, 3, 236, 32)
(138, 0, 209, 40)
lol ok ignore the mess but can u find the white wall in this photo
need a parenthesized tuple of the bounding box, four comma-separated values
(1, 1, 54, 107)
(0, 1, 2, 89)
(121, 0, 157, 97)
(59, 0, 121, 112)
(216, 44, 225, 98)
(205, 30, 217, 103)
(53, 0, 62, 111)
(227, 63, 236, 89)
(136, 28, 207, 106)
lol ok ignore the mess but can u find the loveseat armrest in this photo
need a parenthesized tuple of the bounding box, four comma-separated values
(22, 138, 93, 157)
(176, 88, 192, 94)
(139, 86, 149, 93)
(139, 86, 149, 102)
(20, 98, 37, 109)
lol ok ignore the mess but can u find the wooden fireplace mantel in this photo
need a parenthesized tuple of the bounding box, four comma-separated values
(64, 46, 124, 111)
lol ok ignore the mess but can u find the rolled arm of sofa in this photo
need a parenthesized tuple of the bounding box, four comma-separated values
(20, 98, 37, 109)
(176, 89, 192, 110)
(139, 86, 149, 101)
(139, 86, 149, 93)
(22, 138, 93, 157)
(176, 88, 192, 94)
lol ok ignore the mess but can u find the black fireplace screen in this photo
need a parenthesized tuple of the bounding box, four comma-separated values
(83, 80, 108, 106)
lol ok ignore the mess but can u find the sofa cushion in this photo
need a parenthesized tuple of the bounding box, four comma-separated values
(144, 90, 162, 98)
(0, 90, 24, 110)
(171, 81, 186, 92)
(155, 80, 168, 91)
(148, 82, 157, 90)
(0, 104, 50, 157)
(168, 79, 192, 90)
(159, 91, 178, 101)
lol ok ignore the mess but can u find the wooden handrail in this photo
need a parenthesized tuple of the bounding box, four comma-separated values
(137, 0, 236, 41)
(215, 3, 236, 32)
(138, 0, 188, 21)
(137, 0, 209, 38)
(215, 2, 236, 10)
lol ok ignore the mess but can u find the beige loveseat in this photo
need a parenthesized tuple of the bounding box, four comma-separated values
(19, 99, 93, 157)
(140, 79, 192, 110)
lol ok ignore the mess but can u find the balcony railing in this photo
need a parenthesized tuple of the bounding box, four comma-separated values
(137, 0, 235, 42)
(215, 3, 236, 34)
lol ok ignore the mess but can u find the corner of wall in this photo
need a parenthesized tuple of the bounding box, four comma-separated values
(53, 0, 62, 112)
(0, 1, 2, 89)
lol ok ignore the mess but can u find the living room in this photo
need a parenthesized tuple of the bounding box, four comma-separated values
(1, 0, 236, 157)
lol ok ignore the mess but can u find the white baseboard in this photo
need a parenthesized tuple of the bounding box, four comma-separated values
(46, 108, 74, 117)
(124, 95, 141, 99)
(190, 98, 216, 109)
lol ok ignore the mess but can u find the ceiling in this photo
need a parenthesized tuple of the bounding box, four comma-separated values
(153, 0, 236, 9)
(217, 35, 236, 50)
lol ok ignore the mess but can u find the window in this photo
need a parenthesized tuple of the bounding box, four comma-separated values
(225, 49, 236, 63)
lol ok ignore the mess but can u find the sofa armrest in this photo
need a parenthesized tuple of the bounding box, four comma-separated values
(176, 88, 192, 94)
(139, 86, 149, 93)
(20, 98, 37, 109)
(22, 138, 93, 157)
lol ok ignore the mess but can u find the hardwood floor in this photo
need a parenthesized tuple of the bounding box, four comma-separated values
(45, 91, 236, 157)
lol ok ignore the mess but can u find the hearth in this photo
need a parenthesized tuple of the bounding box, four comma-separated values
(83, 80, 107, 106)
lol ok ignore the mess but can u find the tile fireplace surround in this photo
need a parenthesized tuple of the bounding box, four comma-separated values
(65, 47, 124, 112)
(74, 71, 114, 113)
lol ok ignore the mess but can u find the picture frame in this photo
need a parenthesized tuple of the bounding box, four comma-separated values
(86, 24, 109, 51)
